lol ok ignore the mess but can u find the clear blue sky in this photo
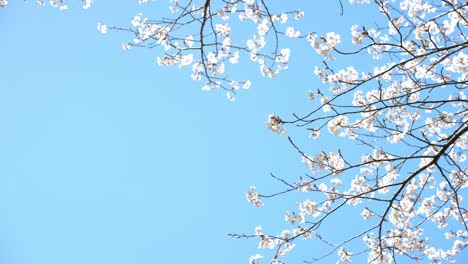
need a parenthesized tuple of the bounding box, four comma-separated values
(1, 1, 466, 264)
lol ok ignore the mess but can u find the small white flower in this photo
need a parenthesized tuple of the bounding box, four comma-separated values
(97, 23, 108, 34)
(361, 208, 374, 220)
(242, 80, 251, 89)
(338, 248, 352, 262)
(122, 43, 131, 50)
(309, 128, 320, 139)
(249, 254, 263, 264)
(227, 91, 235, 101)
(266, 114, 287, 135)
(83, 0, 93, 9)
(295, 11, 304, 20)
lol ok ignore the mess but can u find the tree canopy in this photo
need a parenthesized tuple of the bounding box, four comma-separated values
(3, 0, 467, 263)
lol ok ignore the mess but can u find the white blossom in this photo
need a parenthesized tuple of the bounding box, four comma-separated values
(285, 27, 300, 38)
(249, 254, 263, 264)
(338, 248, 352, 262)
(97, 23, 107, 34)
(246, 186, 263, 207)
(266, 114, 287, 135)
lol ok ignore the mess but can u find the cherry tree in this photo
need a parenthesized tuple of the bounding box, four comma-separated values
(4, 0, 467, 263)
(245, 1, 468, 263)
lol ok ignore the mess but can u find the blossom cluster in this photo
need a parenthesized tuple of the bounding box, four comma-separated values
(34, 0, 93, 10)
(95, 0, 306, 100)
(246, 186, 263, 207)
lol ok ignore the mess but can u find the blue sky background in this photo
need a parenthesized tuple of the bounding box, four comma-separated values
(2, 1, 467, 264)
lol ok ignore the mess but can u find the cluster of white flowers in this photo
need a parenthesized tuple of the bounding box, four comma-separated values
(23, 0, 300, 100)
(314, 66, 360, 96)
(109, 1, 305, 100)
(307, 32, 341, 57)
(350, 25, 365, 44)
(277, 242, 295, 257)
(298, 199, 321, 217)
(338, 248, 352, 263)
(252, 225, 297, 259)
(249, 254, 263, 264)
(97, 22, 107, 34)
(265, 114, 287, 135)
(246, 186, 263, 207)
(215, 23, 230, 37)
(46, 0, 67, 10)
(327, 115, 349, 136)
(309, 128, 320, 139)
(361, 208, 374, 220)
(377, 165, 399, 194)
(32, 0, 92, 9)
(285, 27, 300, 39)
(285, 211, 305, 225)
(275, 48, 290, 65)
(258, 235, 275, 249)
(252, 225, 298, 261)
(445, 52, 468, 74)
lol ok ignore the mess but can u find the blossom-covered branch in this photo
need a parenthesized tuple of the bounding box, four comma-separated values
(101, 0, 304, 101)
(248, 0, 468, 263)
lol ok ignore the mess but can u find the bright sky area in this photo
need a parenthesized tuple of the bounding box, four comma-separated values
(1, 1, 467, 264)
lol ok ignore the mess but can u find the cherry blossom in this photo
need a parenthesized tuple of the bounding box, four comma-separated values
(11, 0, 468, 263)
(237, 0, 468, 263)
